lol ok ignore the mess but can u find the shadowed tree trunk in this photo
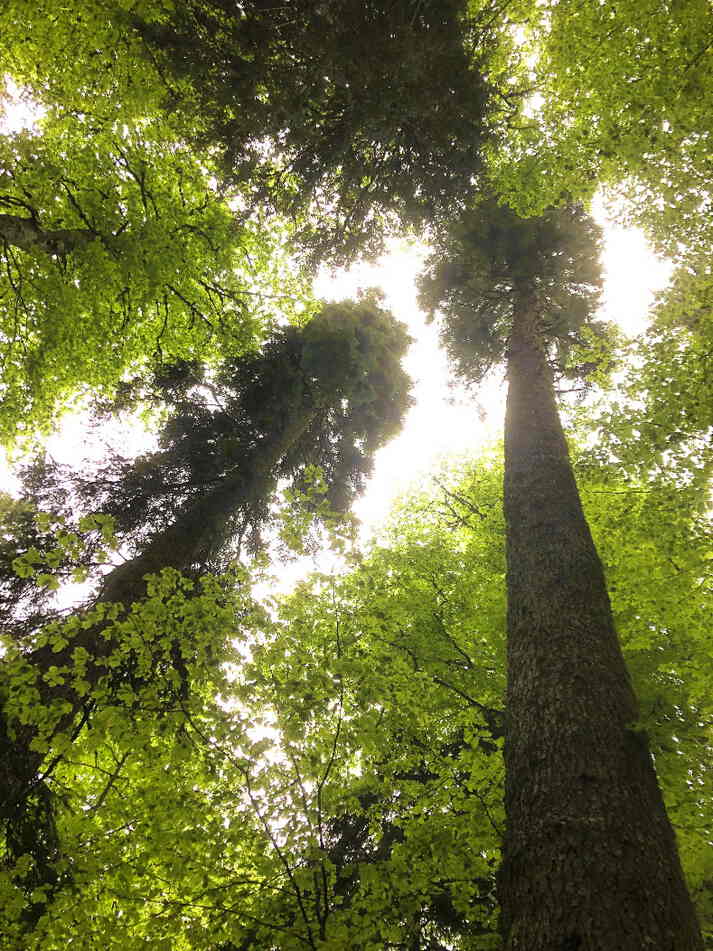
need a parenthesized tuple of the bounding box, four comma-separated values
(0, 391, 316, 839)
(499, 293, 703, 950)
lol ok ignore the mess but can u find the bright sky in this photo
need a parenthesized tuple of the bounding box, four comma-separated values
(313, 204, 673, 530)
(0, 83, 674, 539)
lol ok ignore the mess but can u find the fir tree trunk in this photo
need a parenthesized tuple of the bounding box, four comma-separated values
(0, 398, 315, 838)
(498, 296, 702, 950)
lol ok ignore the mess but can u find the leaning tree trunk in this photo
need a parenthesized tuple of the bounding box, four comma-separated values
(0, 397, 315, 845)
(498, 294, 702, 950)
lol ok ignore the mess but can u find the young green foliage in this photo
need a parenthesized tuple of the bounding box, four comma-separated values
(580, 260, 713, 493)
(0, 113, 308, 445)
(7, 450, 709, 948)
(489, 0, 713, 260)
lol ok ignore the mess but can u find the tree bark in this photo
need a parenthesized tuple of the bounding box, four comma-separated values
(498, 296, 702, 950)
(0, 213, 95, 256)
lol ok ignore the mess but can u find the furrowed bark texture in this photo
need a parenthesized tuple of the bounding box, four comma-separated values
(499, 298, 702, 950)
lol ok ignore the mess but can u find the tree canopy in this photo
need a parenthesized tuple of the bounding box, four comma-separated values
(0, 107, 312, 445)
(491, 0, 713, 255)
(1, 0, 713, 946)
(418, 199, 607, 383)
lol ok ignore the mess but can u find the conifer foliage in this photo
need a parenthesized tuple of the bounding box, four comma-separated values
(0, 300, 411, 935)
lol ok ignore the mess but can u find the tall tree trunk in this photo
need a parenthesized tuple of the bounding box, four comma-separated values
(0, 396, 315, 837)
(498, 295, 702, 950)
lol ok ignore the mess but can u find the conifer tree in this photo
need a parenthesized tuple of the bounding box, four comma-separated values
(420, 200, 703, 950)
(0, 299, 411, 918)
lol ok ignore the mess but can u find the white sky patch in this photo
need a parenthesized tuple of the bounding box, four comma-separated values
(523, 92, 545, 119)
(313, 209, 673, 532)
(592, 193, 673, 336)
(0, 76, 45, 132)
(314, 243, 505, 530)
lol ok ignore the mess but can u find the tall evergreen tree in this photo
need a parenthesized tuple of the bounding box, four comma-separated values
(0, 299, 411, 919)
(120, 0, 493, 262)
(419, 200, 703, 949)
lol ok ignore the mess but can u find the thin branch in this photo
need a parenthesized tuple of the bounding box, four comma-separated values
(180, 706, 319, 950)
(85, 750, 131, 814)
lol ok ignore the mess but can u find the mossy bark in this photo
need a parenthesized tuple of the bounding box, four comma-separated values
(499, 297, 702, 950)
